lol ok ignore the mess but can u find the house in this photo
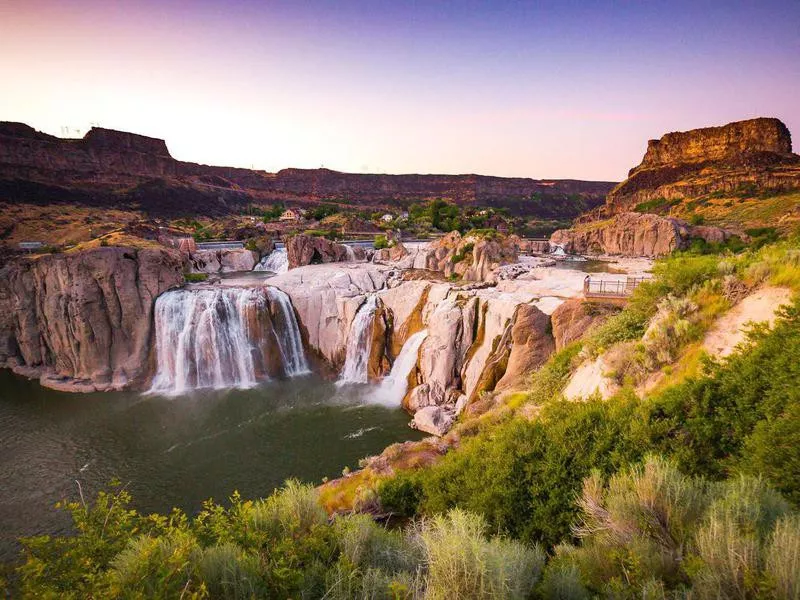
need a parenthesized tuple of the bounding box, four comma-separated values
(279, 209, 300, 221)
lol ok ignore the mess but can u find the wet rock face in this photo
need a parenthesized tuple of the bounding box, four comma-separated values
(0, 247, 184, 391)
(285, 235, 367, 269)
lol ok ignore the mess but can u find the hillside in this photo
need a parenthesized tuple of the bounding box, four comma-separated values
(0, 122, 614, 219)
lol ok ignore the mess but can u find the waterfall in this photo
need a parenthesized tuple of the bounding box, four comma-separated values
(370, 330, 428, 405)
(254, 248, 288, 273)
(344, 245, 356, 262)
(268, 287, 310, 376)
(551, 244, 566, 256)
(338, 295, 378, 384)
(149, 286, 308, 395)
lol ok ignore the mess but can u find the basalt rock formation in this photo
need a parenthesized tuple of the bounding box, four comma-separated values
(0, 122, 614, 219)
(594, 117, 800, 217)
(0, 246, 183, 391)
(550, 212, 736, 257)
(286, 234, 368, 269)
(189, 248, 259, 273)
(385, 231, 519, 282)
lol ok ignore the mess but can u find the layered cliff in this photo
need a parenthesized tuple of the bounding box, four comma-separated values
(0, 246, 183, 391)
(596, 117, 800, 217)
(0, 122, 614, 219)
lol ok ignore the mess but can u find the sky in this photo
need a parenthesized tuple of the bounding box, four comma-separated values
(1, 0, 798, 181)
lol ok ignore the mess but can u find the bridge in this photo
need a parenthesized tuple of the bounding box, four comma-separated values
(583, 276, 649, 300)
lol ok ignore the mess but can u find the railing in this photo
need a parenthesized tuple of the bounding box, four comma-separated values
(583, 276, 649, 298)
(196, 241, 245, 250)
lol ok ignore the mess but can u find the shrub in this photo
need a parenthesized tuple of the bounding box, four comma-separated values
(764, 514, 800, 600)
(691, 476, 791, 599)
(374, 234, 389, 250)
(184, 272, 208, 283)
(415, 509, 545, 600)
(640, 295, 700, 370)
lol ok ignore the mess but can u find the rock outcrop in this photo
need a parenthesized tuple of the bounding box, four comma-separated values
(0, 247, 184, 391)
(550, 298, 618, 350)
(495, 304, 555, 392)
(594, 118, 800, 217)
(381, 232, 519, 282)
(286, 235, 368, 269)
(0, 122, 614, 220)
(189, 248, 258, 273)
(551, 213, 690, 256)
(551, 212, 738, 257)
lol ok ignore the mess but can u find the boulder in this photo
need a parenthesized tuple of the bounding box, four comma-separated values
(0, 247, 184, 391)
(189, 248, 258, 273)
(495, 304, 555, 392)
(373, 241, 409, 263)
(551, 298, 617, 350)
(286, 234, 366, 269)
(411, 406, 455, 437)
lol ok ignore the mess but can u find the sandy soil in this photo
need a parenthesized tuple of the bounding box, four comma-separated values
(702, 286, 793, 357)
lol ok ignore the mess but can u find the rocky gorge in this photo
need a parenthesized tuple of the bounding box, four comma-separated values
(0, 232, 644, 436)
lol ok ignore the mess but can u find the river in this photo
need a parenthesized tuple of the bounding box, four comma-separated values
(0, 370, 421, 561)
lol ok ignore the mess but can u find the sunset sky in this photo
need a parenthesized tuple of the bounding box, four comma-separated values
(1, 0, 798, 181)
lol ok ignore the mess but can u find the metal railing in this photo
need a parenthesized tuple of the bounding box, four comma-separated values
(583, 276, 649, 298)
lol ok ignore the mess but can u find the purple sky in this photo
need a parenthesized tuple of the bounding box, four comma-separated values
(1, 0, 798, 180)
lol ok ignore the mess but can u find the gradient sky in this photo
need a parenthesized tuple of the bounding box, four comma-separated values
(1, 0, 798, 180)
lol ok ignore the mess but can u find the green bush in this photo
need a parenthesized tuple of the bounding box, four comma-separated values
(184, 272, 208, 283)
(417, 509, 545, 600)
(546, 457, 799, 599)
(374, 234, 389, 250)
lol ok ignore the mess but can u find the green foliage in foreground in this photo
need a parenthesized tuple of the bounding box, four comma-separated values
(15, 482, 545, 599)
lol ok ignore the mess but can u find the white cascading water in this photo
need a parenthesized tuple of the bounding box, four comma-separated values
(338, 295, 378, 384)
(551, 244, 567, 256)
(254, 248, 289, 273)
(269, 287, 310, 376)
(344, 245, 356, 262)
(149, 286, 307, 395)
(370, 330, 428, 405)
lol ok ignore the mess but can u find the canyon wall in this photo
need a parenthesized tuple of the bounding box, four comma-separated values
(0, 247, 183, 391)
(597, 117, 800, 216)
(0, 122, 614, 218)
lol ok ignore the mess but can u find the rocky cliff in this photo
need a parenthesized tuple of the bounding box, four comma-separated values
(0, 247, 183, 391)
(550, 212, 735, 257)
(596, 117, 800, 216)
(267, 260, 610, 435)
(0, 122, 614, 219)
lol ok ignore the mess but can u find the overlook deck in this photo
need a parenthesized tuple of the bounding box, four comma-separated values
(583, 275, 649, 300)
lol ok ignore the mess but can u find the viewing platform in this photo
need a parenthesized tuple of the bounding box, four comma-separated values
(583, 275, 649, 300)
